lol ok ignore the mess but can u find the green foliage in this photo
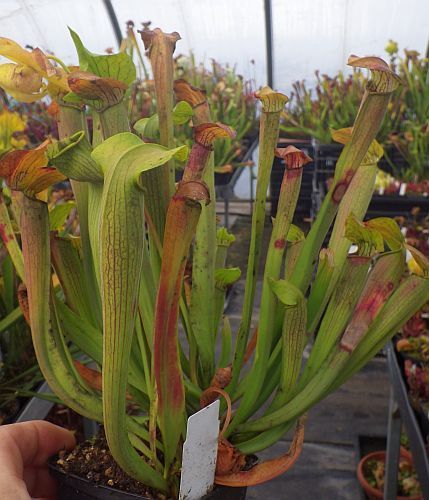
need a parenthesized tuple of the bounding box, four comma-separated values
(281, 69, 366, 143)
(133, 100, 193, 138)
(0, 27, 428, 498)
(269, 279, 303, 306)
(69, 28, 136, 85)
(0, 249, 40, 423)
(126, 23, 258, 174)
(174, 53, 258, 168)
(281, 42, 429, 181)
(48, 201, 75, 231)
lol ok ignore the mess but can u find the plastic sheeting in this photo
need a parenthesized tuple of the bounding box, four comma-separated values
(0, 0, 117, 63)
(111, 0, 266, 88)
(0, 0, 427, 91)
(272, 0, 429, 93)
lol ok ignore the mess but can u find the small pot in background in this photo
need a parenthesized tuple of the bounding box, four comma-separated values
(357, 450, 422, 500)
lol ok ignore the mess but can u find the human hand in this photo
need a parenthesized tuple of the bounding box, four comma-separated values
(0, 420, 75, 500)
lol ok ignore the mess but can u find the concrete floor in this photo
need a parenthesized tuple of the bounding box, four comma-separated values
(223, 216, 389, 499)
(245, 360, 388, 500)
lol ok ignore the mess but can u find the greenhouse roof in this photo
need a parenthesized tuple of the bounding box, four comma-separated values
(0, 0, 428, 92)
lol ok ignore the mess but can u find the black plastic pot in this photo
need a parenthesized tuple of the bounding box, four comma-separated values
(392, 336, 425, 368)
(367, 193, 429, 219)
(49, 463, 247, 500)
(377, 146, 408, 177)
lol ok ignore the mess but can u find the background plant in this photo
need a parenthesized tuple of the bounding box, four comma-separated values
(363, 454, 421, 496)
(0, 180, 75, 423)
(0, 233, 40, 423)
(126, 21, 258, 175)
(0, 100, 54, 419)
(281, 42, 429, 182)
(280, 69, 366, 143)
(404, 360, 429, 409)
(0, 97, 66, 421)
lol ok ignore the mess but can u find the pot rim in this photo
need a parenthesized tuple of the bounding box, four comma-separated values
(357, 450, 422, 500)
(48, 461, 150, 499)
(49, 460, 247, 499)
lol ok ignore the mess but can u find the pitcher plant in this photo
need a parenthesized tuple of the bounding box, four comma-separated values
(0, 29, 428, 497)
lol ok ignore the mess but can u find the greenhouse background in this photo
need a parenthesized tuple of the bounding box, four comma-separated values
(0, 1, 428, 499)
(1, 0, 428, 89)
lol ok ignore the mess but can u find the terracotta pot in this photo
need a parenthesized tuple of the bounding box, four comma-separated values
(49, 462, 247, 499)
(399, 446, 413, 463)
(357, 450, 422, 500)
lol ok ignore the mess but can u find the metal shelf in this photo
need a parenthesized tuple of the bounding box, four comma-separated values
(385, 342, 429, 498)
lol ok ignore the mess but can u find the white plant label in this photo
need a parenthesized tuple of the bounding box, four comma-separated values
(399, 182, 407, 196)
(179, 399, 220, 500)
